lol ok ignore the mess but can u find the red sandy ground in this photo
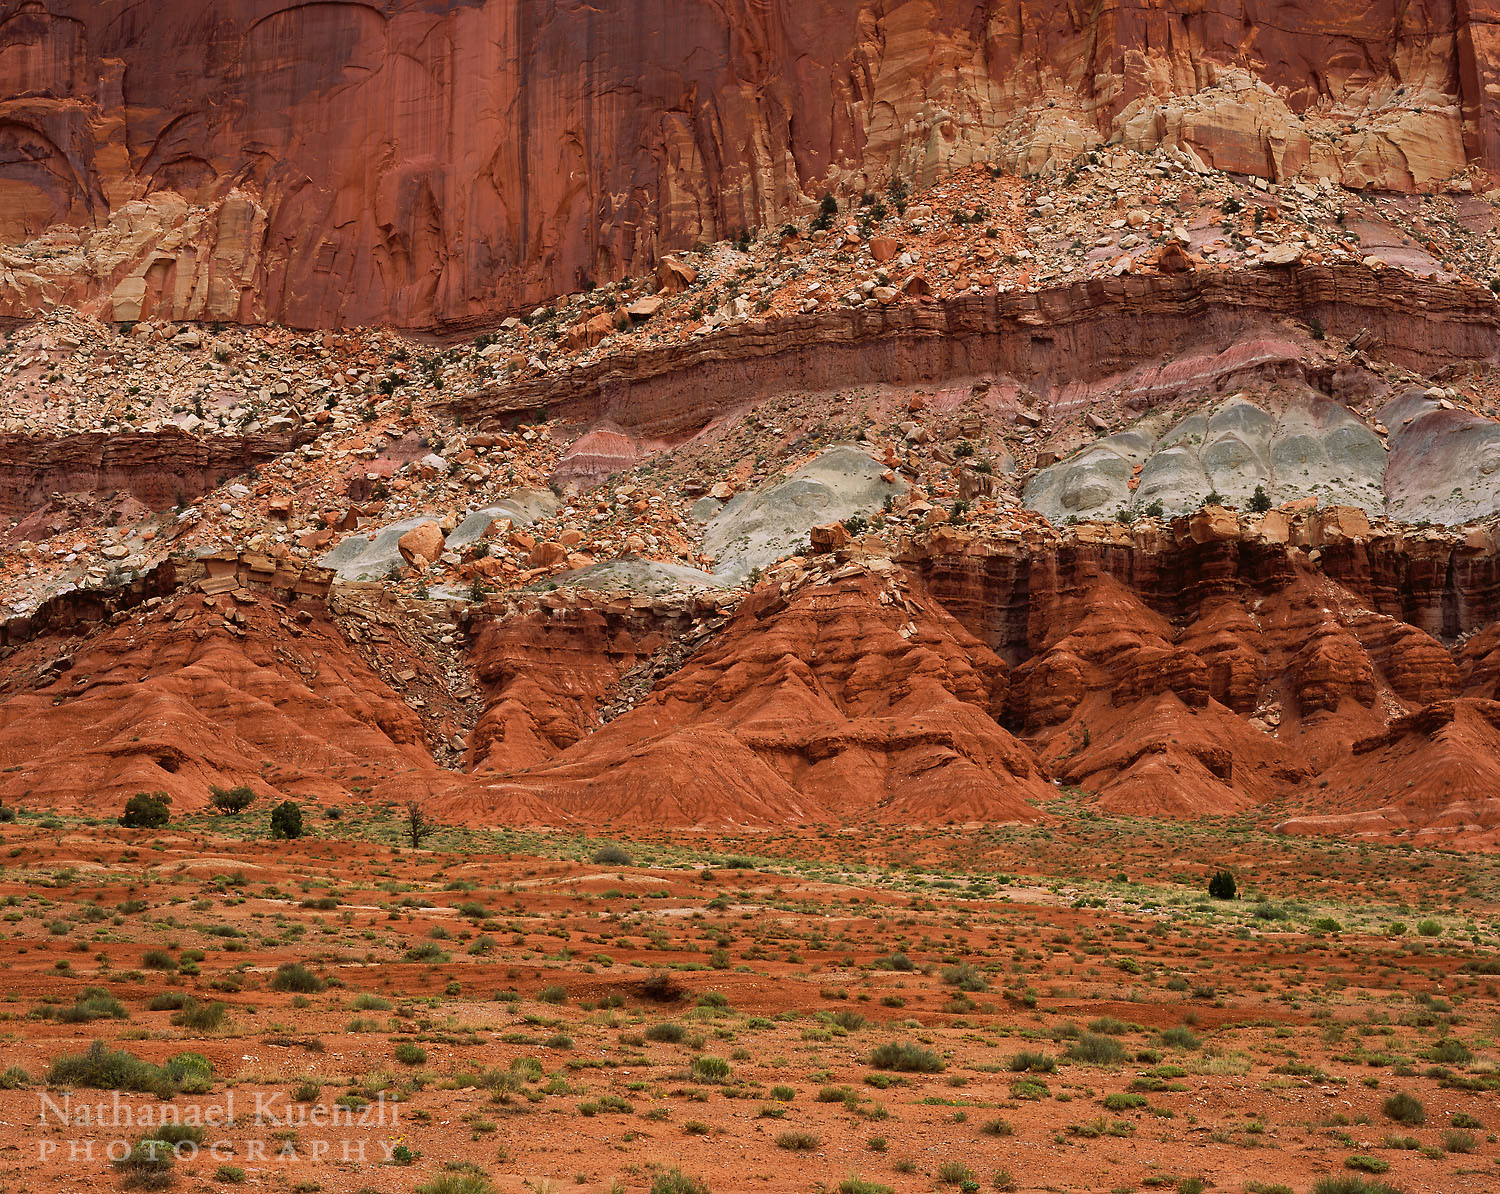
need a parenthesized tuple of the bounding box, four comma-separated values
(0, 812, 1497, 1194)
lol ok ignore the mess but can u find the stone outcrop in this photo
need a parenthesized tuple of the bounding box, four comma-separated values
(0, 427, 310, 516)
(455, 267, 1500, 440)
(902, 516, 1500, 837)
(2, 1, 1498, 327)
(1276, 699, 1500, 846)
(1382, 386, 1500, 524)
(1029, 382, 1500, 528)
(0, 580, 460, 812)
(396, 521, 445, 569)
(700, 446, 906, 583)
(0, 548, 333, 648)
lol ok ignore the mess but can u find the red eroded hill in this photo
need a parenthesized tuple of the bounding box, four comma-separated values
(0, 584, 479, 812)
(1277, 699, 1500, 848)
(456, 566, 1055, 828)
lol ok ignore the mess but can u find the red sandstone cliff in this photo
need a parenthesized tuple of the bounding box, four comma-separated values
(2, 0, 1497, 327)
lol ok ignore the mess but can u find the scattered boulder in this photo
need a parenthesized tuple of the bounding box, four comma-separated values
(397, 521, 445, 568)
(809, 522, 851, 553)
(656, 257, 698, 294)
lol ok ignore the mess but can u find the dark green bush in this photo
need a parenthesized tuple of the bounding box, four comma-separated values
(119, 792, 171, 829)
(1381, 1092, 1425, 1125)
(650, 1169, 710, 1194)
(269, 961, 324, 993)
(269, 800, 303, 840)
(209, 785, 255, 815)
(171, 1000, 229, 1031)
(1067, 1032, 1126, 1065)
(57, 987, 127, 1023)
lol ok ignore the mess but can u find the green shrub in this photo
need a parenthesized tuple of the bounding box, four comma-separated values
(690, 1055, 731, 1083)
(1381, 1092, 1424, 1125)
(269, 800, 304, 840)
(119, 792, 171, 829)
(940, 962, 988, 992)
(58, 987, 127, 1023)
(151, 1125, 205, 1147)
(394, 1043, 427, 1066)
(646, 1022, 687, 1043)
(114, 1136, 175, 1187)
(1067, 1032, 1125, 1065)
(836, 1179, 894, 1194)
(1158, 1026, 1200, 1050)
(1207, 870, 1237, 900)
(869, 1041, 944, 1073)
(170, 1000, 229, 1031)
(47, 1041, 211, 1097)
(650, 1168, 710, 1194)
(591, 842, 633, 866)
(1310, 1178, 1407, 1194)
(1441, 1128, 1477, 1153)
(163, 1052, 214, 1094)
(776, 1131, 819, 1150)
(1008, 1050, 1056, 1073)
(269, 962, 324, 993)
(1428, 1038, 1472, 1065)
(0, 1065, 31, 1089)
(415, 1176, 499, 1194)
(48, 1042, 167, 1094)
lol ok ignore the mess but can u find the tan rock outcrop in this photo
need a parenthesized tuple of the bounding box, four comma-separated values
(1, 1, 1496, 328)
(397, 522, 445, 568)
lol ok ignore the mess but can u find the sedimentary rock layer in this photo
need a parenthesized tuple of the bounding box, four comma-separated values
(0, 428, 308, 516)
(456, 267, 1500, 438)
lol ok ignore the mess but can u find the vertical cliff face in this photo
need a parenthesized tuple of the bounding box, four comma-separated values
(0, 0, 1495, 328)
